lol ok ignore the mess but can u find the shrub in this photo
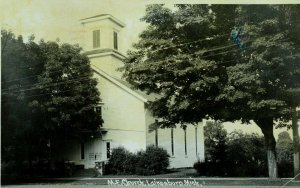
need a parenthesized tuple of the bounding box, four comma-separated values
(123, 152, 138, 175)
(107, 145, 170, 175)
(107, 147, 133, 174)
(278, 160, 293, 177)
(193, 161, 226, 176)
(136, 145, 170, 175)
(276, 131, 293, 178)
(53, 161, 75, 177)
(197, 129, 268, 177)
(226, 131, 267, 177)
(204, 121, 227, 163)
(194, 160, 267, 177)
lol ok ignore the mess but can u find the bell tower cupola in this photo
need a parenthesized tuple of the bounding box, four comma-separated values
(81, 14, 126, 78)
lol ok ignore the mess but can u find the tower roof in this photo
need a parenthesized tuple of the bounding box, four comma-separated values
(81, 14, 125, 28)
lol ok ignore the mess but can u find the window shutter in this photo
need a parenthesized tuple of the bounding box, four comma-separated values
(93, 30, 100, 48)
(113, 31, 118, 50)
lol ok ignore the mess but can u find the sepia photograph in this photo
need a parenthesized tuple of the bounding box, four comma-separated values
(1, 0, 300, 187)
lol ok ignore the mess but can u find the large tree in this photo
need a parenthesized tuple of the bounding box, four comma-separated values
(219, 5, 300, 178)
(280, 5, 300, 176)
(1, 30, 43, 165)
(1, 30, 102, 170)
(123, 5, 300, 178)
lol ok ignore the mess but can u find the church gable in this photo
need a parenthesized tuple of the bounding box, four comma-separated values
(92, 65, 148, 103)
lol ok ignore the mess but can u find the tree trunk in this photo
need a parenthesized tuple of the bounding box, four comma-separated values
(292, 108, 300, 176)
(255, 118, 278, 179)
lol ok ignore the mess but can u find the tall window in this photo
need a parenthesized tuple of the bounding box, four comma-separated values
(195, 127, 198, 155)
(81, 143, 85, 159)
(171, 128, 174, 156)
(93, 30, 100, 48)
(184, 127, 187, 156)
(94, 103, 103, 119)
(155, 128, 158, 147)
(113, 31, 118, 50)
(106, 142, 111, 159)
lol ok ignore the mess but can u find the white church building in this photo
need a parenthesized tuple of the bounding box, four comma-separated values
(60, 14, 205, 169)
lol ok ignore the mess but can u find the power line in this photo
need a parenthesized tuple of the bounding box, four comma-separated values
(1, 37, 240, 88)
(145, 18, 300, 54)
(1, 64, 91, 84)
(1, 37, 246, 91)
(1, 75, 99, 104)
(1, 76, 100, 104)
(4, 18, 299, 83)
(3, 19, 299, 94)
(1, 69, 61, 84)
(4, 17, 300, 74)
(201, 46, 248, 59)
(134, 40, 258, 69)
(1, 88, 75, 105)
(1, 75, 91, 95)
(2, 61, 238, 104)
(150, 33, 230, 53)
(164, 31, 285, 58)
(142, 33, 281, 66)
(1, 73, 88, 92)
(131, 35, 296, 73)
(4, 32, 285, 94)
(2, 34, 298, 103)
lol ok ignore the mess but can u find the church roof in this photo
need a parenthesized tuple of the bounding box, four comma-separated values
(84, 48, 126, 60)
(92, 65, 160, 103)
(112, 77, 161, 102)
(81, 14, 111, 20)
(81, 14, 125, 27)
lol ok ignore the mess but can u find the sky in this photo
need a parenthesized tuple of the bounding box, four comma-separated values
(1, 0, 299, 53)
(0, 0, 297, 137)
(1, 0, 153, 54)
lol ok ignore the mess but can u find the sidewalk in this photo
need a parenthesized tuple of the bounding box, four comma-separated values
(4, 176, 300, 187)
(2, 169, 300, 186)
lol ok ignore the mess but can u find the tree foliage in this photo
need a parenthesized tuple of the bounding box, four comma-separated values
(1, 30, 102, 169)
(124, 5, 236, 127)
(1, 30, 42, 164)
(219, 5, 300, 178)
(123, 5, 300, 178)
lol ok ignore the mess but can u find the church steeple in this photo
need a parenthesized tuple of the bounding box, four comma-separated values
(81, 14, 126, 78)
